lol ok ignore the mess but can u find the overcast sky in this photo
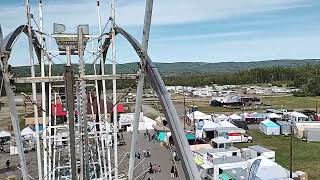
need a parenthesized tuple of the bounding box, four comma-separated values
(1, 0, 319, 66)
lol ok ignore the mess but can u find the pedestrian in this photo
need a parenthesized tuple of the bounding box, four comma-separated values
(143, 150, 146, 157)
(149, 162, 153, 174)
(148, 133, 151, 141)
(121, 133, 124, 139)
(147, 149, 151, 157)
(158, 165, 161, 172)
(137, 152, 141, 160)
(174, 167, 178, 178)
(153, 164, 157, 174)
(5, 160, 10, 169)
(170, 166, 175, 178)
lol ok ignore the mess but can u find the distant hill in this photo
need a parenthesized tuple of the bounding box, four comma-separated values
(11, 59, 320, 76)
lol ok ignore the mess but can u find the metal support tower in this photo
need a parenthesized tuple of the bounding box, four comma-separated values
(0, 57, 29, 180)
(24, 1, 42, 179)
(78, 27, 90, 180)
(38, 1, 48, 179)
(111, 0, 118, 179)
(64, 66, 77, 179)
(128, 0, 154, 179)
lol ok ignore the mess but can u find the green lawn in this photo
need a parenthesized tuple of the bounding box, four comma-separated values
(235, 130, 320, 180)
(260, 96, 320, 110)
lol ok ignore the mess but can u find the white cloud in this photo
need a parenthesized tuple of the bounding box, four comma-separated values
(0, 0, 308, 33)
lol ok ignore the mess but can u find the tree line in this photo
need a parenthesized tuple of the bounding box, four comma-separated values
(3, 63, 320, 96)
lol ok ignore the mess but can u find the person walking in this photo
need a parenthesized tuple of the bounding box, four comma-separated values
(5, 160, 10, 169)
(174, 167, 179, 178)
(158, 165, 161, 173)
(149, 162, 153, 174)
(170, 166, 175, 178)
(143, 149, 146, 157)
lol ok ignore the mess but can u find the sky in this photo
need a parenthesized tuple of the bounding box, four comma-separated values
(0, 0, 320, 66)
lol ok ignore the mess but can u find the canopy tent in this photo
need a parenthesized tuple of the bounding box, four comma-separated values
(229, 114, 242, 121)
(215, 114, 229, 122)
(247, 157, 298, 180)
(21, 126, 35, 138)
(186, 133, 196, 140)
(126, 116, 156, 132)
(187, 111, 212, 121)
(119, 113, 144, 127)
(0, 131, 11, 138)
(268, 113, 282, 119)
(218, 120, 237, 128)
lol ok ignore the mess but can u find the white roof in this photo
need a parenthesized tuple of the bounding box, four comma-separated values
(215, 114, 229, 121)
(0, 131, 11, 138)
(218, 121, 237, 128)
(288, 112, 308, 118)
(202, 120, 221, 129)
(268, 113, 282, 119)
(188, 111, 212, 120)
(229, 114, 242, 120)
(247, 157, 296, 179)
(211, 137, 232, 144)
(21, 126, 34, 136)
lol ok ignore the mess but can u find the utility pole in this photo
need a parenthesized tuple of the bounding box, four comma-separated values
(193, 101, 195, 131)
(183, 87, 186, 130)
(24, 1, 42, 179)
(0, 57, 29, 180)
(128, 0, 154, 179)
(289, 121, 293, 178)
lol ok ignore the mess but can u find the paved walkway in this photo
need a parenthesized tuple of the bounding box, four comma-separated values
(117, 131, 185, 180)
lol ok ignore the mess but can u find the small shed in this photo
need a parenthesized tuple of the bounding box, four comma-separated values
(259, 119, 280, 135)
(303, 128, 320, 142)
(276, 121, 291, 135)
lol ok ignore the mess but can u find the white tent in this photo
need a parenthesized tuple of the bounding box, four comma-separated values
(21, 126, 35, 138)
(127, 116, 156, 132)
(229, 114, 242, 121)
(196, 120, 220, 138)
(119, 113, 143, 127)
(0, 131, 11, 138)
(187, 111, 212, 121)
(247, 156, 298, 180)
(215, 114, 229, 122)
(268, 113, 282, 119)
(218, 120, 237, 128)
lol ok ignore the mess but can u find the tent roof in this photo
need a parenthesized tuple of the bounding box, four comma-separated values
(261, 119, 280, 128)
(218, 121, 237, 128)
(186, 133, 196, 140)
(268, 113, 282, 119)
(188, 111, 212, 120)
(21, 126, 34, 136)
(229, 114, 242, 120)
(0, 131, 11, 138)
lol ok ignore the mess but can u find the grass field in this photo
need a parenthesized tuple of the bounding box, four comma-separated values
(235, 130, 320, 180)
(260, 96, 320, 110)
